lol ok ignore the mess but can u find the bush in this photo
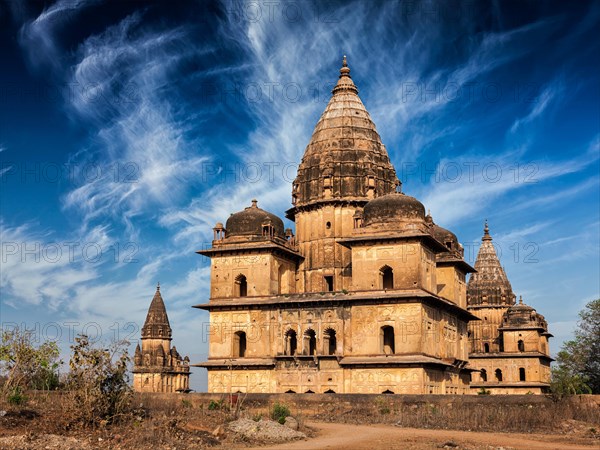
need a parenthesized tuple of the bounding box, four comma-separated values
(0, 328, 61, 397)
(208, 399, 223, 410)
(477, 387, 491, 395)
(6, 387, 26, 405)
(65, 335, 132, 427)
(271, 402, 290, 424)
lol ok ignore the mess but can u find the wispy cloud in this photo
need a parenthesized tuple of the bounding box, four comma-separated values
(421, 131, 599, 227)
(510, 81, 562, 134)
(60, 13, 211, 233)
(19, 0, 98, 70)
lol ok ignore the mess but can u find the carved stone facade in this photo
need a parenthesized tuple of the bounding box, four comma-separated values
(467, 223, 553, 394)
(133, 285, 191, 393)
(194, 58, 480, 394)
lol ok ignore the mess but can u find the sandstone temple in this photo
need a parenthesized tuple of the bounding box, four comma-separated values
(467, 222, 553, 394)
(133, 57, 552, 395)
(133, 284, 191, 393)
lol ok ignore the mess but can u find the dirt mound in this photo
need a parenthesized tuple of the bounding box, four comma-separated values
(0, 433, 92, 450)
(228, 418, 306, 443)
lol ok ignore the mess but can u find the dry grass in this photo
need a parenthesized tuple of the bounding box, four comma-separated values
(1, 392, 598, 448)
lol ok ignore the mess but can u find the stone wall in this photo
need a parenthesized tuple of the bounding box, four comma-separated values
(135, 392, 600, 429)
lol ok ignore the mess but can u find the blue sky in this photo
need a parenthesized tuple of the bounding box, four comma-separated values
(0, 0, 598, 391)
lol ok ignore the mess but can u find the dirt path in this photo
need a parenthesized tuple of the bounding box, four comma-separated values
(244, 422, 599, 450)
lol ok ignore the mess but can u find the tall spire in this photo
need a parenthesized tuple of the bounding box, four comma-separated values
(141, 284, 172, 340)
(467, 221, 515, 306)
(291, 57, 398, 210)
(332, 55, 358, 95)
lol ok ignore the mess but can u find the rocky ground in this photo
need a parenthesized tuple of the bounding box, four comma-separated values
(227, 418, 306, 443)
(0, 395, 598, 450)
(0, 395, 309, 449)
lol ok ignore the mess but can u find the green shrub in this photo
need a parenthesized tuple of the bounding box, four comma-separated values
(7, 387, 26, 405)
(208, 399, 223, 410)
(271, 402, 290, 424)
(477, 387, 491, 395)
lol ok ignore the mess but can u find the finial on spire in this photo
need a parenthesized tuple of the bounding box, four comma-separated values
(339, 55, 351, 78)
(157, 282, 160, 291)
(519, 295, 523, 305)
(251, 199, 258, 208)
(482, 219, 492, 241)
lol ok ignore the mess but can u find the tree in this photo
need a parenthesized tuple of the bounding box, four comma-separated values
(552, 299, 600, 395)
(0, 328, 61, 396)
(65, 335, 132, 426)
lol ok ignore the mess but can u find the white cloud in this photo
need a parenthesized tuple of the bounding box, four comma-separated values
(510, 81, 561, 134)
(421, 137, 600, 227)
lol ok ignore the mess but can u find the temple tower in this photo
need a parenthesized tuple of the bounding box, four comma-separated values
(195, 58, 478, 394)
(288, 56, 399, 293)
(467, 224, 552, 394)
(467, 221, 516, 353)
(133, 284, 191, 393)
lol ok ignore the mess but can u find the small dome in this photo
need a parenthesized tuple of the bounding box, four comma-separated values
(432, 223, 460, 252)
(503, 296, 545, 328)
(225, 199, 285, 238)
(363, 193, 426, 227)
(508, 296, 535, 313)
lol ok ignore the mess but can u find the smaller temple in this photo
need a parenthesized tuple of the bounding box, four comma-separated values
(467, 222, 553, 394)
(133, 284, 191, 393)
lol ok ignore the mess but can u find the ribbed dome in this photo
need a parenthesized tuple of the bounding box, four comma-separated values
(292, 57, 399, 208)
(363, 193, 426, 227)
(226, 200, 284, 238)
(467, 222, 515, 306)
(142, 284, 172, 339)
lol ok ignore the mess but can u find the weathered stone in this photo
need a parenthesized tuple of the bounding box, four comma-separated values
(191, 57, 551, 396)
(132, 284, 190, 393)
(467, 223, 552, 394)
(284, 416, 299, 430)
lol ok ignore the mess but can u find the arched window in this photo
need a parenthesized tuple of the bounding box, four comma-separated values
(518, 340, 525, 352)
(381, 326, 395, 354)
(305, 389, 315, 393)
(235, 274, 247, 297)
(285, 389, 296, 393)
(519, 367, 526, 381)
(382, 389, 394, 394)
(380, 265, 394, 290)
(484, 343, 490, 353)
(304, 329, 317, 356)
(234, 331, 246, 357)
(285, 329, 297, 356)
(324, 328, 337, 355)
(480, 369, 487, 382)
(495, 369, 503, 382)
(324, 389, 335, 393)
